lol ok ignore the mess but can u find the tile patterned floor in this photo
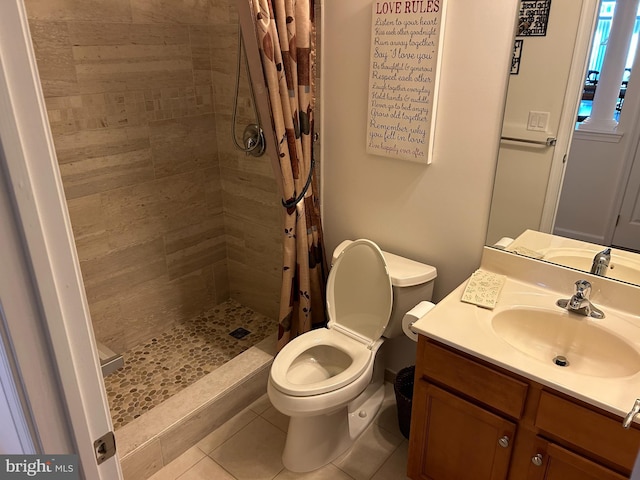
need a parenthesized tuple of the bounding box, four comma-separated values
(148, 384, 411, 480)
(104, 299, 276, 429)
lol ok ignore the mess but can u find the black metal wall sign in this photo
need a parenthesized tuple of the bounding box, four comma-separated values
(517, 0, 552, 37)
(511, 40, 524, 74)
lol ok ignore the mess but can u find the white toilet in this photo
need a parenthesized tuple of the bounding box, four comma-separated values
(268, 239, 437, 472)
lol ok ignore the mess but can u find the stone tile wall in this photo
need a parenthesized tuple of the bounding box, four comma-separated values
(25, 0, 282, 353)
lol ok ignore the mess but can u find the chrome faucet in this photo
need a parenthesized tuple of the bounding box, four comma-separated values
(590, 248, 611, 276)
(556, 280, 605, 319)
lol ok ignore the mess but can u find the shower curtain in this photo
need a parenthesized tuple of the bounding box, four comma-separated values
(251, 0, 327, 349)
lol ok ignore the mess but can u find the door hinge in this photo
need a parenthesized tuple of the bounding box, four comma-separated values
(94, 431, 117, 465)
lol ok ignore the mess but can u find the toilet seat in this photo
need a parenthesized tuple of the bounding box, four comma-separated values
(270, 239, 393, 397)
(269, 328, 372, 396)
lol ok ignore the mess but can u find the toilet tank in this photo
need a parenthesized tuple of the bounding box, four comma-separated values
(331, 240, 437, 338)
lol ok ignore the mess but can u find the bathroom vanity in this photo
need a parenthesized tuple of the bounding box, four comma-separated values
(408, 247, 640, 480)
(408, 337, 639, 479)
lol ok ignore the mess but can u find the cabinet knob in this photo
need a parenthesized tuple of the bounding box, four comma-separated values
(497, 435, 510, 448)
(531, 454, 543, 467)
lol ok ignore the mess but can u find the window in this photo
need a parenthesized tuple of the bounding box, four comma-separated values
(578, 1, 640, 122)
(587, 1, 639, 75)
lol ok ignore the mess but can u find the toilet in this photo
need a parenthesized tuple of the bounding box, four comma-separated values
(268, 239, 437, 472)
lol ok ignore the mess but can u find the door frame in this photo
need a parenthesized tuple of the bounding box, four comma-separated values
(0, 1, 122, 477)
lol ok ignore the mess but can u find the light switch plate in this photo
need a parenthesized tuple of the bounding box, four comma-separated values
(527, 111, 550, 132)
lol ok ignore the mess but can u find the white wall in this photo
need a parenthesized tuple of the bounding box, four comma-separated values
(320, 0, 519, 373)
(321, 0, 519, 303)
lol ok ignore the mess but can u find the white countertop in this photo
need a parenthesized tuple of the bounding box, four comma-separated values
(412, 248, 640, 421)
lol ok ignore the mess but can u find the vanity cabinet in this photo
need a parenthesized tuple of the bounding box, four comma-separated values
(410, 381, 515, 479)
(525, 439, 627, 480)
(407, 337, 640, 480)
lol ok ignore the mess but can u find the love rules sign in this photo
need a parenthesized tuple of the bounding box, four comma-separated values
(375, 0, 441, 15)
(367, 0, 445, 163)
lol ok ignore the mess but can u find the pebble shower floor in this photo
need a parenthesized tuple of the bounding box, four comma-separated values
(103, 299, 275, 429)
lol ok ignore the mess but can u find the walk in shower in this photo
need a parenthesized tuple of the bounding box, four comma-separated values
(23, 0, 281, 441)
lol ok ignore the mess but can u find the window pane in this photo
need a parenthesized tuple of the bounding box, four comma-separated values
(578, 0, 639, 124)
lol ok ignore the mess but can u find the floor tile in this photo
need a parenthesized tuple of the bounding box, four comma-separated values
(374, 383, 405, 439)
(177, 457, 236, 480)
(371, 441, 411, 480)
(210, 416, 286, 480)
(261, 406, 290, 433)
(332, 422, 404, 480)
(273, 463, 355, 479)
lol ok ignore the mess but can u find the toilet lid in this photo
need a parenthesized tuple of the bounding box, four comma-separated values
(327, 239, 393, 346)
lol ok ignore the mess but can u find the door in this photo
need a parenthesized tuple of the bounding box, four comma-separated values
(612, 140, 640, 251)
(0, 1, 122, 478)
(527, 440, 627, 480)
(408, 381, 516, 480)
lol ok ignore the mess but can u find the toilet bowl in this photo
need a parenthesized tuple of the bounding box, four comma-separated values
(268, 239, 437, 472)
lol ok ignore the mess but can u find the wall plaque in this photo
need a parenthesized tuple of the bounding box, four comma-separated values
(511, 39, 524, 74)
(517, 0, 552, 37)
(367, 0, 446, 163)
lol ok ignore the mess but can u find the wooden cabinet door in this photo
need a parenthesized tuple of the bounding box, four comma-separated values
(408, 381, 516, 480)
(526, 440, 628, 480)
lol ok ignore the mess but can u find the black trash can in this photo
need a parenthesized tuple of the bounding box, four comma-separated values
(394, 365, 415, 440)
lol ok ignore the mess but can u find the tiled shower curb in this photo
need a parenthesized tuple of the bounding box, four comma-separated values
(117, 334, 277, 479)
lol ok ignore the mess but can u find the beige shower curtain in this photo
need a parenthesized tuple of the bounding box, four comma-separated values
(251, 0, 327, 349)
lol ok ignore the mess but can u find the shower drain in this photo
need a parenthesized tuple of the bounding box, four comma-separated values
(229, 327, 251, 339)
(552, 355, 569, 367)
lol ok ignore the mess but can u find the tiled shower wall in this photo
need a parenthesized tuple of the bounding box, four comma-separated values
(24, 0, 282, 353)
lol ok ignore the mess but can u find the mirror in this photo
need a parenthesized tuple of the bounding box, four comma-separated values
(486, 0, 640, 286)
(495, 230, 640, 285)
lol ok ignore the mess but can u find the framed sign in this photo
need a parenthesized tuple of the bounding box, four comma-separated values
(511, 40, 524, 74)
(366, 0, 446, 164)
(517, 0, 552, 37)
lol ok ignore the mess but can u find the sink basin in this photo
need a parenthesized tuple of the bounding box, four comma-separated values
(491, 307, 640, 378)
(542, 248, 593, 270)
(543, 248, 640, 284)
